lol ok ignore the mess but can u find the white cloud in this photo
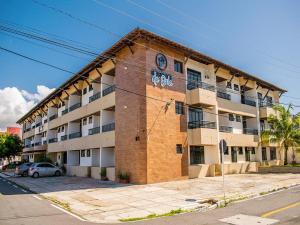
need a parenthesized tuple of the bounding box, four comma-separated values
(0, 85, 55, 131)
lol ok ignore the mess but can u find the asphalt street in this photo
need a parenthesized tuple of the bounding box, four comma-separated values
(0, 175, 299, 225)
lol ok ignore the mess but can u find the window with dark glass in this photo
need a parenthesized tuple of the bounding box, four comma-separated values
(270, 147, 277, 160)
(262, 147, 267, 161)
(81, 150, 85, 157)
(226, 82, 232, 89)
(187, 68, 201, 90)
(229, 114, 235, 121)
(83, 88, 87, 95)
(251, 148, 256, 154)
(190, 146, 205, 164)
(231, 147, 237, 162)
(175, 101, 184, 115)
(89, 84, 93, 91)
(174, 60, 183, 73)
(176, 144, 183, 154)
(236, 115, 241, 122)
(238, 147, 243, 155)
(223, 146, 229, 155)
(86, 149, 90, 157)
(89, 116, 92, 124)
(234, 84, 239, 91)
(61, 126, 64, 132)
(83, 118, 87, 125)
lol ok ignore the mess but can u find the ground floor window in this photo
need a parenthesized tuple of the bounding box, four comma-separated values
(270, 147, 277, 160)
(262, 147, 267, 161)
(190, 146, 205, 164)
(231, 147, 237, 162)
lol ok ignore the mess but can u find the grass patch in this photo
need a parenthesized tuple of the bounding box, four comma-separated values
(43, 196, 71, 212)
(119, 208, 189, 222)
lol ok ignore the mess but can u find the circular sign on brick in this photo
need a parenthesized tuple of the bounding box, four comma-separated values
(156, 53, 167, 70)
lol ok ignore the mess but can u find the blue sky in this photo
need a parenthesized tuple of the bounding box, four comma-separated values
(0, 0, 300, 108)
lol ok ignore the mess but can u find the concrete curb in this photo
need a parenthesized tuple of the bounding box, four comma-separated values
(0, 172, 37, 194)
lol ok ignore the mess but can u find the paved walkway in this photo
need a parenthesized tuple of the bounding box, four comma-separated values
(4, 173, 300, 223)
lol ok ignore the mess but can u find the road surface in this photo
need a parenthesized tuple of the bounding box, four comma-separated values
(0, 175, 299, 225)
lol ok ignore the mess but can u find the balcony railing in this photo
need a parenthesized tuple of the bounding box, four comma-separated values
(88, 127, 101, 135)
(187, 81, 215, 92)
(242, 99, 256, 107)
(25, 128, 31, 132)
(62, 108, 69, 115)
(102, 123, 115, 132)
(243, 128, 258, 135)
(219, 126, 233, 133)
(34, 142, 42, 146)
(25, 144, 30, 148)
(61, 135, 68, 141)
(259, 101, 274, 108)
(35, 122, 42, 127)
(49, 114, 58, 121)
(188, 121, 217, 129)
(48, 138, 58, 143)
(89, 92, 101, 103)
(69, 102, 81, 112)
(69, 131, 82, 139)
(102, 85, 115, 97)
(217, 91, 231, 100)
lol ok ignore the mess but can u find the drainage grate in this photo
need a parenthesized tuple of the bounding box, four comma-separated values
(219, 214, 278, 225)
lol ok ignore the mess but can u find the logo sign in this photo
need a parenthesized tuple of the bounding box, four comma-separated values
(151, 70, 174, 87)
(156, 53, 167, 70)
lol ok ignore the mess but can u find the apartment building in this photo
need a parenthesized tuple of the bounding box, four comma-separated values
(17, 28, 286, 184)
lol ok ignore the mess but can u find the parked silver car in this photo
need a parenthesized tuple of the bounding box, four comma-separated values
(15, 162, 33, 176)
(28, 162, 62, 178)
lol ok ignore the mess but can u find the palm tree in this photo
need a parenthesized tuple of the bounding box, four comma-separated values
(261, 104, 300, 165)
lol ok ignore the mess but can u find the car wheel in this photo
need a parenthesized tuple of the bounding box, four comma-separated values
(22, 171, 28, 177)
(32, 172, 39, 178)
(54, 171, 61, 176)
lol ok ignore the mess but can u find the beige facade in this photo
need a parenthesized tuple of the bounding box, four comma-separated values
(18, 28, 292, 184)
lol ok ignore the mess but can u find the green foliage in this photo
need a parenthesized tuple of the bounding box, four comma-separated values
(261, 104, 300, 165)
(0, 134, 23, 160)
(119, 208, 188, 222)
(35, 154, 52, 163)
(100, 167, 107, 177)
(117, 171, 130, 180)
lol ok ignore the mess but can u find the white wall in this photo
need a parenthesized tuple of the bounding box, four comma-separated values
(48, 107, 57, 117)
(101, 74, 115, 91)
(67, 150, 79, 166)
(68, 95, 81, 108)
(100, 147, 115, 167)
(219, 113, 243, 134)
(102, 110, 115, 125)
(68, 122, 80, 134)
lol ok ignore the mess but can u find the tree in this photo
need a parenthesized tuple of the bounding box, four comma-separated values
(0, 133, 23, 161)
(261, 104, 300, 165)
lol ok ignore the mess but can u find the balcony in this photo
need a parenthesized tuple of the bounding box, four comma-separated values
(62, 108, 69, 116)
(242, 99, 256, 107)
(219, 126, 233, 133)
(35, 122, 42, 127)
(219, 132, 258, 147)
(243, 128, 258, 135)
(102, 85, 115, 97)
(218, 98, 257, 117)
(89, 92, 101, 103)
(217, 91, 231, 100)
(69, 131, 82, 139)
(61, 135, 68, 141)
(188, 120, 218, 145)
(48, 138, 58, 143)
(49, 114, 58, 121)
(69, 102, 82, 112)
(102, 123, 115, 132)
(89, 127, 100, 135)
(186, 82, 216, 106)
(259, 103, 277, 118)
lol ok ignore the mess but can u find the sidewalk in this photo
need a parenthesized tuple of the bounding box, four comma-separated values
(4, 173, 300, 223)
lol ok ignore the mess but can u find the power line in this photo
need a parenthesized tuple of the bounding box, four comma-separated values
(1, 44, 299, 128)
(1, 22, 299, 104)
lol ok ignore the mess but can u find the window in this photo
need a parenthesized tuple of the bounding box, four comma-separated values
(175, 101, 184, 115)
(190, 146, 205, 164)
(58, 127, 61, 133)
(270, 147, 277, 160)
(81, 150, 85, 157)
(187, 68, 201, 90)
(234, 84, 239, 91)
(262, 147, 267, 161)
(174, 60, 183, 73)
(223, 146, 229, 155)
(89, 116, 93, 124)
(88, 84, 93, 91)
(86, 149, 91, 157)
(83, 88, 87, 95)
(176, 144, 183, 154)
(251, 148, 256, 154)
(83, 118, 87, 126)
(226, 82, 232, 89)
(229, 114, 235, 121)
(236, 115, 241, 122)
(238, 147, 243, 155)
(231, 147, 237, 162)
(61, 126, 64, 133)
